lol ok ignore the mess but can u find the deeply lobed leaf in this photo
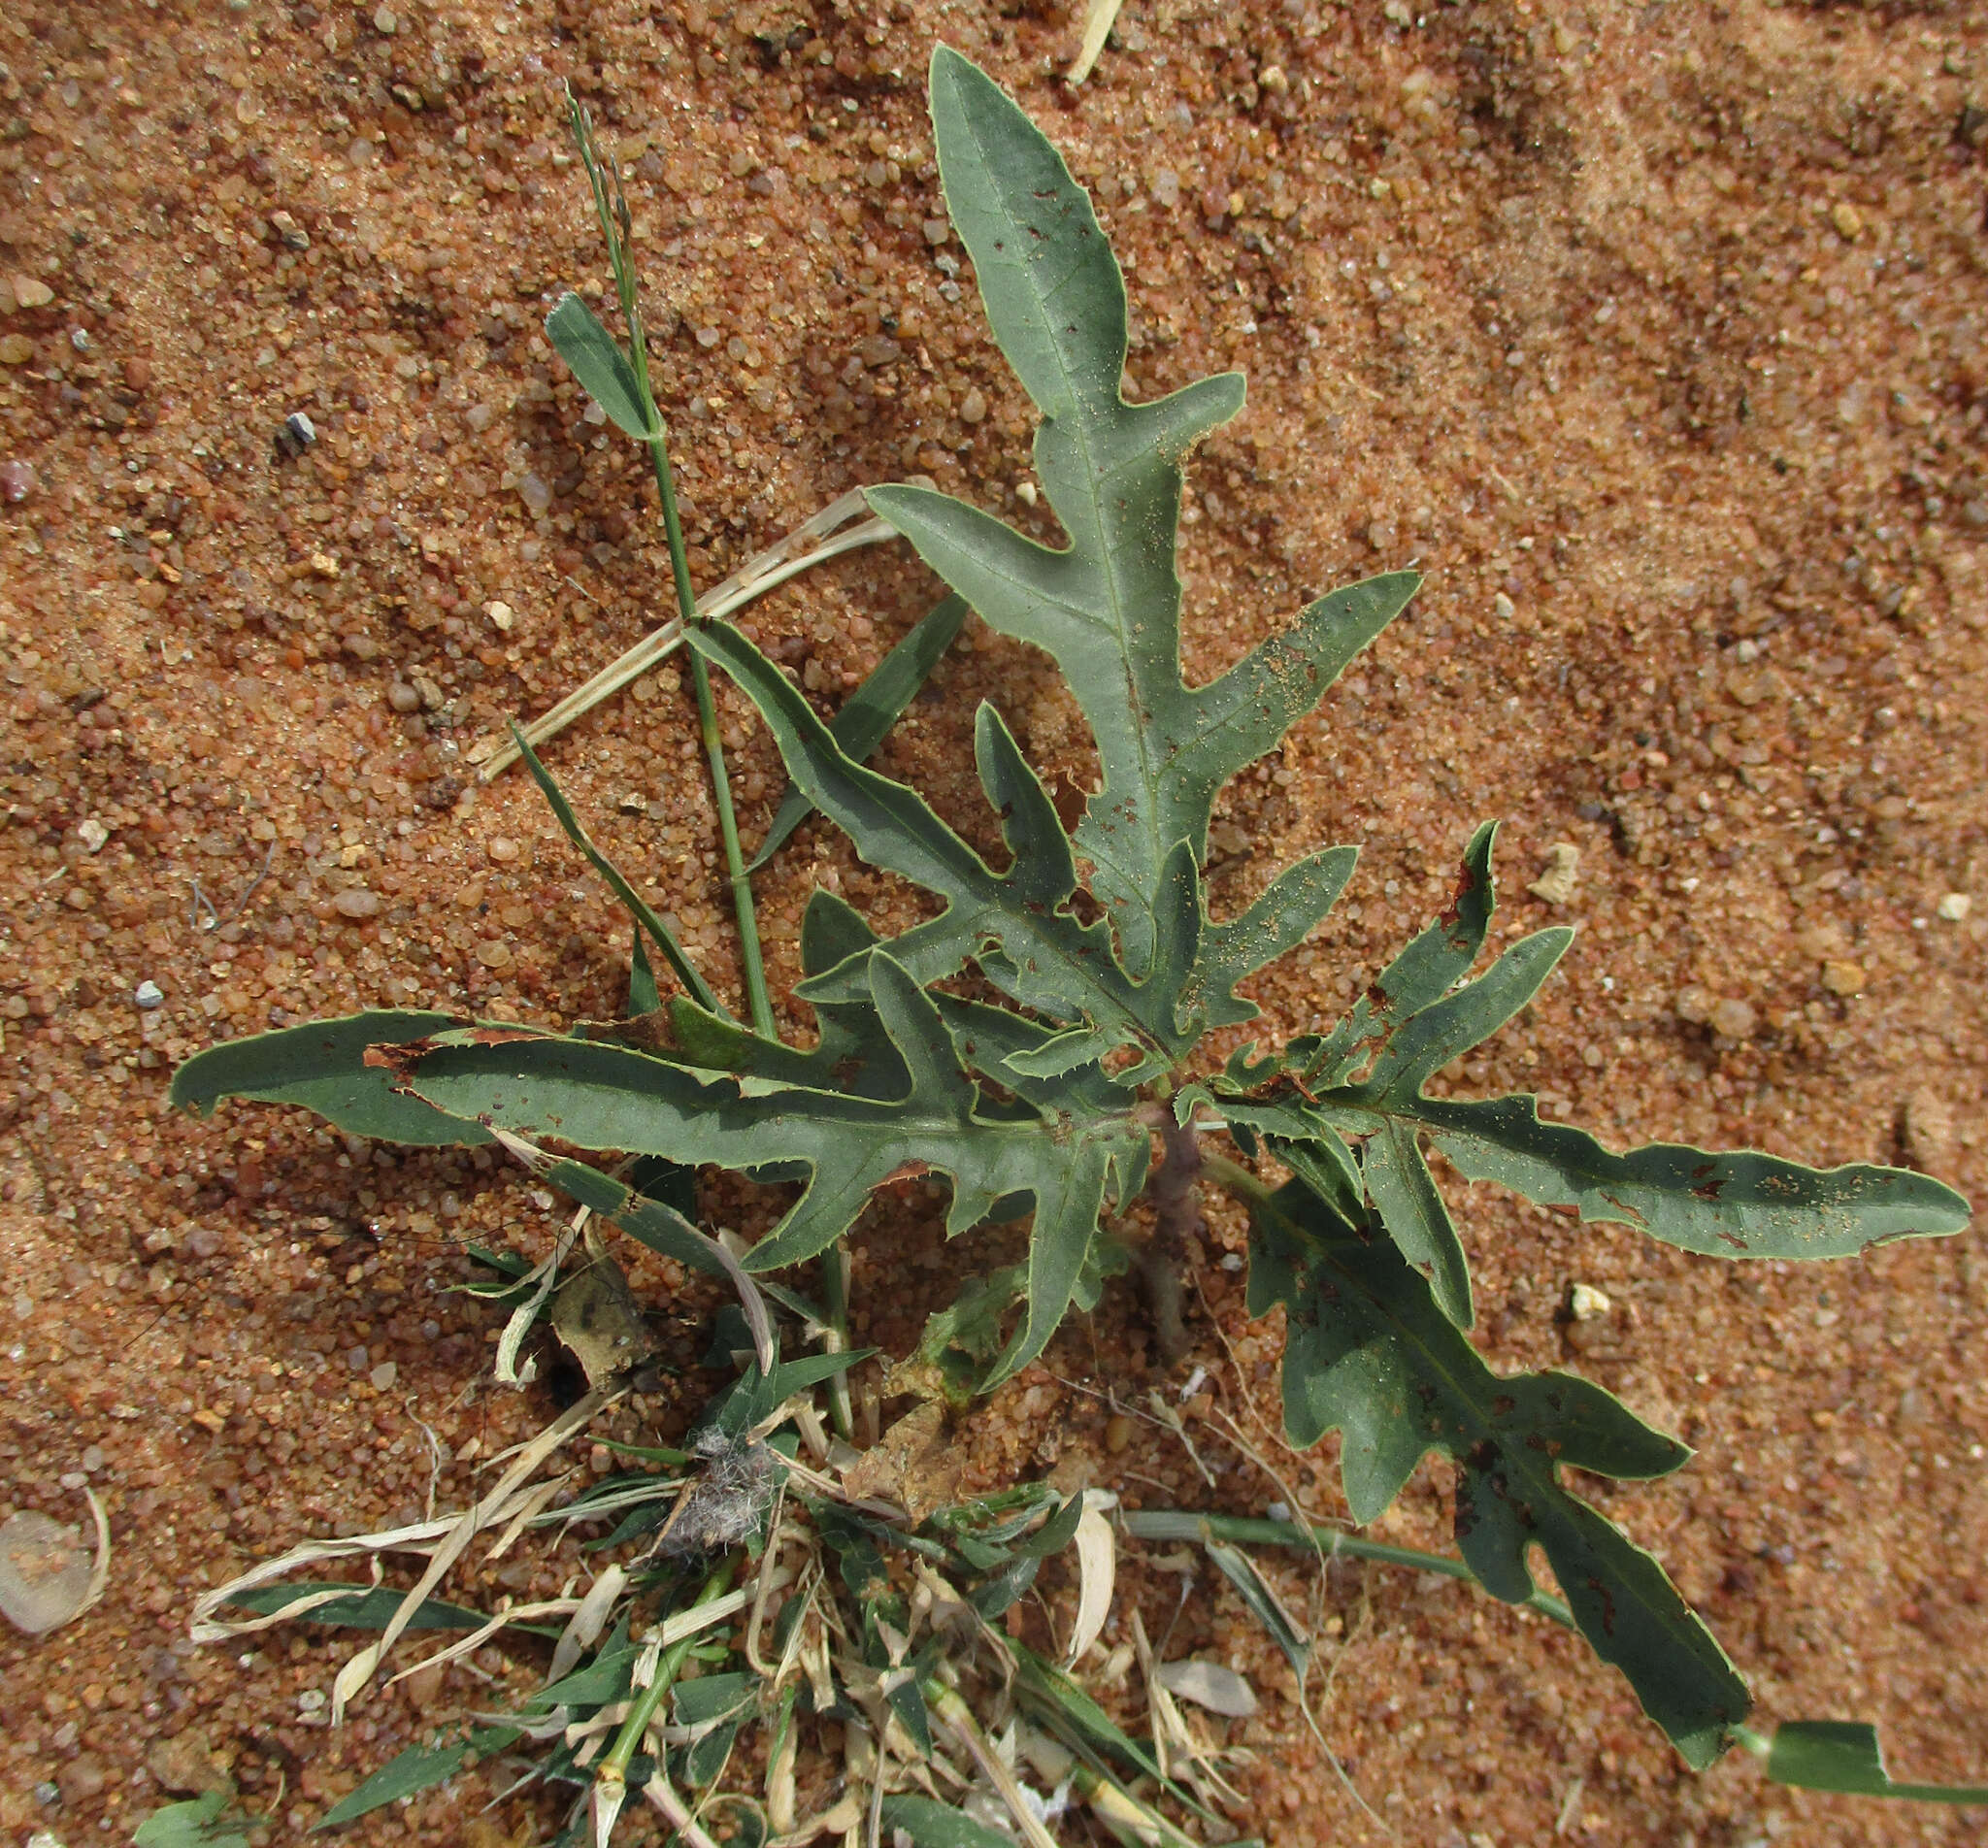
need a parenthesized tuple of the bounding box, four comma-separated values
(1243, 1172, 1749, 1768)
(870, 48, 1417, 978)
(1217, 828, 1969, 1323)
(690, 618, 1189, 1075)
(373, 953, 1147, 1388)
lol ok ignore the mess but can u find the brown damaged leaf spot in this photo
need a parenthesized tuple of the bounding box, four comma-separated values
(1440, 861, 1479, 934)
(361, 1039, 438, 1083)
(364, 1026, 541, 1085)
(579, 1009, 679, 1056)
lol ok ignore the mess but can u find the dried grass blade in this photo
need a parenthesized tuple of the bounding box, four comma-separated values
(548, 1565, 628, 1683)
(386, 1597, 581, 1691)
(190, 1515, 462, 1643)
(331, 1384, 621, 1720)
(1065, 1491, 1115, 1667)
(480, 490, 892, 779)
(1066, 0, 1124, 84)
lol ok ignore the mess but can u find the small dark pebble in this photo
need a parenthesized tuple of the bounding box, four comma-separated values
(275, 411, 316, 458)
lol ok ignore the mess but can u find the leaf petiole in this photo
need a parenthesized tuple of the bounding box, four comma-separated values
(1120, 1507, 1574, 1630)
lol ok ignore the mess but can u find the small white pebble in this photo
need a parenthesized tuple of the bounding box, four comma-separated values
(133, 980, 164, 1009)
(77, 818, 109, 853)
(1528, 841, 1579, 906)
(1936, 892, 1971, 921)
(484, 599, 514, 633)
(1493, 591, 1516, 620)
(1569, 1282, 1612, 1321)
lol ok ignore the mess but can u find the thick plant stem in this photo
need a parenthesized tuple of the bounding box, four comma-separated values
(1139, 1114, 1202, 1368)
(594, 1555, 738, 1815)
(646, 439, 777, 1040)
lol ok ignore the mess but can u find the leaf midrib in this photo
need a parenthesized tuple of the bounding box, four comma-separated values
(953, 92, 1174, 952)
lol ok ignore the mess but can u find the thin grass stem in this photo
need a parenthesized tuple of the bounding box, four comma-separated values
(595, 1555, 739, 1806)
(655, 431, 776, 1039)
(562, 89, 777, 1040)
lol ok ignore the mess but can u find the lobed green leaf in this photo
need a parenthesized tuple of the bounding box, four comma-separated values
(690, 617, 1180, 1065)
(379, 954, 1145, 1387)
(1759, 1721, 1988, 1805)
(1242, 1171, 1748, 1768)
(751, 592, 970, 869)
(869, 50, 1415, 979)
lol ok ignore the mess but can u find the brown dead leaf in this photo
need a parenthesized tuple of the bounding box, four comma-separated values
(840, 1402, 964, 1520)
(548, 1250, 653, 1386)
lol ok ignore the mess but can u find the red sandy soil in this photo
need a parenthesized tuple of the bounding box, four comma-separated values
(2, 3, 1984, 1844)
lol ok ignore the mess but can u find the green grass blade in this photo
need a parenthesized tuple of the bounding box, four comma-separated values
(316, 1725, 523, 1829)
(750, 592, 970, 869)
(878, 1797, 1015, 1848)
(220, 1583, 490, 1632)
(1203, 1539, 1309, 1676)
(545, 291, 659, 440)
(134, 1790, 250, 1848)
(511, 725, 725, 1018)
